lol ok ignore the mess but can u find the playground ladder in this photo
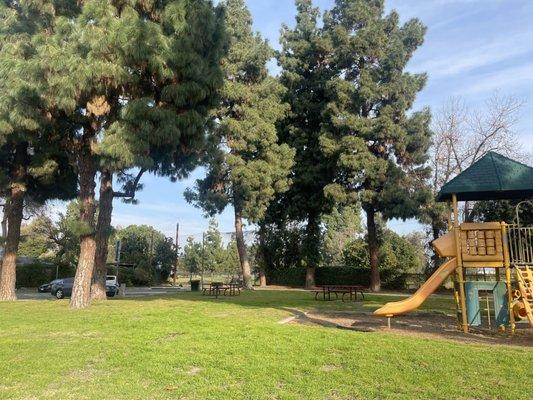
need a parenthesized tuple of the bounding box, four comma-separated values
(515, 265, 533, 327)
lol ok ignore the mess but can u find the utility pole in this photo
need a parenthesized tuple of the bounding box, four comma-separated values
(115, 239, 124, 296)
(115, 239, 122, 277)
(173, 222, 179, 286)
(149, 231, 155, 284)
(201, 232, 205, 290)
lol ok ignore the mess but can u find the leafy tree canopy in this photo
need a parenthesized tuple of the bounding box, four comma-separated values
(321, 204, 363, 265)
(275, 0, 337, 273)
(319, 0, 432, 290)
(115, 224, 175, 283)
(472, 200, 533, 227)
(185, 0, 294, 223)
(321, 0, 432, 216)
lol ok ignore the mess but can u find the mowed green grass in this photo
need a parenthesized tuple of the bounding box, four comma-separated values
(0, 291, 531, 400)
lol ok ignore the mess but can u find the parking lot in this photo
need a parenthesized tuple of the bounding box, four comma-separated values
(16, 286, 187, 300)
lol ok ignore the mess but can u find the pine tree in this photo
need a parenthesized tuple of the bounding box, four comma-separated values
(0, 1, 77, 300)
(321, 0, 432, 291)
(34, 1, 225, 308)
(185, 0, 294, 289)
(322, 205, 363, 266)
(223, 238, 241, 276)
(277, 0, 336, 287)
(202, 218, 226, 275)
(182, 236, 203, 276)
(89, 1, 227, 300)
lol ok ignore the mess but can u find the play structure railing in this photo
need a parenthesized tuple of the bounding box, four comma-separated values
(507, 224, 533, 266)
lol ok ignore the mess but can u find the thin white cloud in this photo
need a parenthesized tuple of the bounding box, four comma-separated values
(412, 31, 533, 78)
(459, 61, 533, 94)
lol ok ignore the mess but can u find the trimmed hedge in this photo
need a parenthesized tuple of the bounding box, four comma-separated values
(266, 266, 408, 290)
(15, 263, 75, 288)
(15, 263, 154, 288)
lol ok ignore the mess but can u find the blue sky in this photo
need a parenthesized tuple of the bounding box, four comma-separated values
(58, 0, 533, 243)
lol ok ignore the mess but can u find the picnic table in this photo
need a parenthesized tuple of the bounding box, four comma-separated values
(314, 285, 367, 302)
(202, 282, 241, 299)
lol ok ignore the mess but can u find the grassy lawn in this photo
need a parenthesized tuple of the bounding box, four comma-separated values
(0, 290, 531, 400)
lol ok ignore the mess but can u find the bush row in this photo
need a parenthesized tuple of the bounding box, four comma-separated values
(15, 262, 165, 288)
(15, 263, 75, 288)
(266, 266, 409, 290)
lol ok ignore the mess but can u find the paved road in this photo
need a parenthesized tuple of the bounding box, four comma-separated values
(17, 286, 188, 300)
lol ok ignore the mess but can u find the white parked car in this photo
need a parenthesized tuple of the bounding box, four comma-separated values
(106, 275, 120, 295)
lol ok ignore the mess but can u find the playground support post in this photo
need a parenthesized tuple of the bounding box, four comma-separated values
(502, 223, 516, 334)
(448, 201, 462, 326)
(453, 194, 469, 333)
(447, 202, 453, 231)
(486, 295, 491, 330)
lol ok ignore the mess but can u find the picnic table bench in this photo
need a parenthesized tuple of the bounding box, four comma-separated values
(202, 282, 241, 298)
(314, 285, 367, 302)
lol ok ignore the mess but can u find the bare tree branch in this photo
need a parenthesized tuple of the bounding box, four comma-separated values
(430, 92, 527, 196)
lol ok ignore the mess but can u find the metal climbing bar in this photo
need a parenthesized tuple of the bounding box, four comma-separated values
(507, 224, 533, 266)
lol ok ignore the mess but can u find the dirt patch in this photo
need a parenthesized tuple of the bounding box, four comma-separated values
(320, 364, 341, 372)
(286, 309, 533, 348)
(188, 367, 202, 375)
(155, 332, 185, 342)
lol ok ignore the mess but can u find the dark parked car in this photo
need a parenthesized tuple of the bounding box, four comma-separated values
(51, 277, 117, 299)
(38, 279, 61, 293)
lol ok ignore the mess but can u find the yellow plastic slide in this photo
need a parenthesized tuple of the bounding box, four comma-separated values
(373, 258, 457, 317)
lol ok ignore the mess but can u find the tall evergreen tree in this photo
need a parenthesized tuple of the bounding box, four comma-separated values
(185, 0, 294, 289)
(321, 0, 432, 291)
(202, 218, 226, 274)
(277, 0, 336, 287)
(90, 1, 227, 300)
(36, 0, 226, 308)
(321, 205, 363, 266)
(0, 1, 77, 300)
(182, 236, 202, 276)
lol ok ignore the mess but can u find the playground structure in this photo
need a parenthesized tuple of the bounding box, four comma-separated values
(374, 152, 533, 333)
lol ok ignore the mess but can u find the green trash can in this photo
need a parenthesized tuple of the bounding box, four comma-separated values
(190, 280, 200, 292)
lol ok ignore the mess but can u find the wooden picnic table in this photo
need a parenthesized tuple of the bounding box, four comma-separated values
(202, 282, 241, 298)
(314, 285, 367, 302)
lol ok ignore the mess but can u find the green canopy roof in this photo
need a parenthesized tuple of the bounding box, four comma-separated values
(437, 151, 533, 202)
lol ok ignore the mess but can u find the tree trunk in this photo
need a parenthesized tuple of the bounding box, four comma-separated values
(91, 170, 113, 300)
(234, 205, 253, 289)
(429, 219, 444, 274)
(1, 203, 7, 241)
(305, 267, 316, 289)
(70, 136, 97, 309)
(259, 268, 267, 287)
(366, 208, 381, 292)
(0, 202, 9, 274)
(303, 213, 319, 288)
(257, 225, 267, 287)
(0, 143, 28, 300)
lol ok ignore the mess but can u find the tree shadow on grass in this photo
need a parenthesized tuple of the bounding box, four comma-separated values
(112, 291, 532, 347)
(113, 289, 448, 315)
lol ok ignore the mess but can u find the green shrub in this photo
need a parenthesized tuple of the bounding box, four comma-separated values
(266, 266, 407, 290)
(133, 267, 152, 286)
(15, 263, 75, 288)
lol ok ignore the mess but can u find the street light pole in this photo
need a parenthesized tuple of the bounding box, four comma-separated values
(173, 223, 179, 286)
